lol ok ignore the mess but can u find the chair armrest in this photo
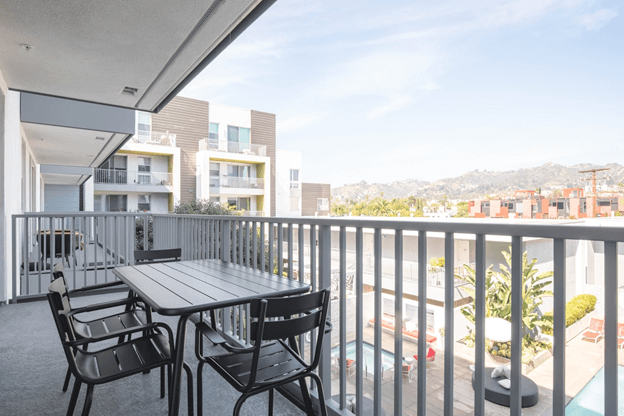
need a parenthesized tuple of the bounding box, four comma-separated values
(68, 280, 126, 294)
(67, 322, 173, 347)
(324, 319, 333, 335)
(196, 321, 227, 345)
(68, 297, 142, 315)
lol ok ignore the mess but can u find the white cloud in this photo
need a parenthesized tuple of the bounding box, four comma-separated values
(367, 94, 414, 119)
(578, 8, 618, 31)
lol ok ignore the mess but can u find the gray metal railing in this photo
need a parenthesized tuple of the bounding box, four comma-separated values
(198, 138, 267, 156)
(128, 131, 177, 147)
(10, 213, 622, 416)
(208, 176, 264, 189)
(94, 169, 173, 186)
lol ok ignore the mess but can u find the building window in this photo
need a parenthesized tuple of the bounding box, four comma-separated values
(107, 195, 127, 212)
(137, 112, 151, 142)
(99, 155, 127, 184)
(137, 195, 150, 212)
(209, 196, 220, 205)
(317, 198, 329, 211)
(209, 123, 219, 147)
(227, 126, 251, 152)
(138, 157, 151, 184)
(289, 169, 299, 188)
(227, 197, 250, 211)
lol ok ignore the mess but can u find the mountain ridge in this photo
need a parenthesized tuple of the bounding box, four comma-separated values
(332, 163, 624, 201)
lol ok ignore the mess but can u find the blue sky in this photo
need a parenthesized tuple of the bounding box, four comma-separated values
(181, 0, 623, 187)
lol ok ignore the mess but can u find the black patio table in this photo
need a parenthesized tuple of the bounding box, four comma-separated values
(112, 259, 311, 416)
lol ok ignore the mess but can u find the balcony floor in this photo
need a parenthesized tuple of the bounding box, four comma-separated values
(0, 293, 302, 416)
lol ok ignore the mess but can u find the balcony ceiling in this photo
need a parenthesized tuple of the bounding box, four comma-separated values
(22, 123, 121, 169)
(0, 0, 269, 112)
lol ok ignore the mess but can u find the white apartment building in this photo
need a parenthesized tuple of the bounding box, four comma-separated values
(196, 103, 271, 217)
(276, 149, 302, 217)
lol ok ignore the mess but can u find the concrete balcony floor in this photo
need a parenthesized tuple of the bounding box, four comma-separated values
(0, 293, 302, 416)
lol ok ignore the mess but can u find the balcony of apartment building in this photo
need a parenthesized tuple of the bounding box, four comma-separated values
(93, 168, 173, 192)
(128, 131, 177, 147)
(199, 137, 267, 157)
(6, 212, 624, 416)
(209, 175, 265, 195)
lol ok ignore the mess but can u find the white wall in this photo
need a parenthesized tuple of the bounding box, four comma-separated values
(276, 149, 302, 217)
(44, 185, 80, 212)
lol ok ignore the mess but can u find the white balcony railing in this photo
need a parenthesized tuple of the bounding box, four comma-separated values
(94, 169, 173, 186)
(10, 213, 622, 416)
(209, 176, 264, 189)
(199, 138, 267, 156)
(128, 131, 177, 147)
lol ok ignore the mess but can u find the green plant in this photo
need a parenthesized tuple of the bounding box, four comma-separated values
(541, 294, 597, 335)
(135, 218, 153, 250)
(456, 248, 553, 335)
(429, 257, 445, 268)
(173, 199, 234, 215)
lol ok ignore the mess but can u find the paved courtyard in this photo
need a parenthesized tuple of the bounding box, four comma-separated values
(330, 326, 623, 415)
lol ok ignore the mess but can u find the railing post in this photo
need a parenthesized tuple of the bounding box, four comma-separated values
(318, 223, 332, 401)
(11, 216, 18, 303)
(510, 236, 522, 415)
(444, 232, 454, 416)
(417, 230, 427, 416)
(394, 229, 403, 416)
(221, 220, 231, 263)
(553, 238, 566, 416)
(374, 228, 382, 416)
(604, 241, 618, 416)
(474, 234, 485, 416)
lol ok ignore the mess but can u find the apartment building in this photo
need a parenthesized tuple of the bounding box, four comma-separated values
(276, 149, 302, 217)
(469, 188, 624, 219)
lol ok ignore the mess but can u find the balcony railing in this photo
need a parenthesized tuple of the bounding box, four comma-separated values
(209, 176, 264, 189)
(94, 169, 173, 186)
(199, 138, 267, 156)
(128, 131, 177, 147)
(9, 213, 622, 416)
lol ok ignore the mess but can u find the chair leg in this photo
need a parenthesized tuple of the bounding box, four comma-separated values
(268, 389, 274, 416)
(309, 373, 329, 416)
(233, 395, 248, 416)
(62, 366, 72, 392)
(160, 365, 166, 399)
(66, 379, 82, 416)
(81, 384, 94, 416)
(183, 362, 194, 416)
(298, 376, 315, 416)
(197, 361, 204, 416)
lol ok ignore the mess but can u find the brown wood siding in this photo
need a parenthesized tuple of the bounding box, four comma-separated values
(250, 110, 276, 216)
(151, 96, 209, 203)
(302, 183, 331, 216)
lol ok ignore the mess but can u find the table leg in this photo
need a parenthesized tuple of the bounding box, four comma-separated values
(170, 314, 191, 416)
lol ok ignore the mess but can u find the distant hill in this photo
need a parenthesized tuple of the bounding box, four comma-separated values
(332, 163, 624, 201)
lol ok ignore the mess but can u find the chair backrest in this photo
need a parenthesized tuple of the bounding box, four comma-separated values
(249, 289, 331, 381)
(618, 323, 624, 338)
(134, 248, 182, 264)
(589, 317, 604, 332)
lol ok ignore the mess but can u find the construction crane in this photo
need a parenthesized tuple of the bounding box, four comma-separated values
(579, 168, 610, 217)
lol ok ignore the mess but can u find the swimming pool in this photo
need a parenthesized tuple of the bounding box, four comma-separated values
(331, 341, 399, 376)
(565, 366, 623, 415)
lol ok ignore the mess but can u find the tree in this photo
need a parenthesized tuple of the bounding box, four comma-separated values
(456, 248, 553, 336)
(454, 201, 470, 218)
(173, 199, 234, 215)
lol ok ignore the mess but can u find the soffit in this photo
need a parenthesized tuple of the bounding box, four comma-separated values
(22, 123, 126, 168)
(40, 173, 89, 186)
(0, 0, 262, 111)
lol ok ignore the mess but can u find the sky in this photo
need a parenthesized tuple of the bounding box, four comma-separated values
(180, 0, 623, 187)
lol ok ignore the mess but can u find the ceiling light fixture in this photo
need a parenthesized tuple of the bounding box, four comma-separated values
(95, 136, 105, 141)
(21, 44, 32, 51)
(121, 86, 138, 95)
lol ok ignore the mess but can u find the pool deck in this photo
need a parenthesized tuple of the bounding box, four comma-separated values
(331, 326, 624, 416)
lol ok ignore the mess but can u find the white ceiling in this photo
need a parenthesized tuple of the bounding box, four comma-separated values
(0, 0, 262, 111)
(22, 123, 126, 168)
(40, 172, 89, 186)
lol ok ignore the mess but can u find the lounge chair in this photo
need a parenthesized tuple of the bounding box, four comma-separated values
(618, 323, 624, 351)
(414, 347, 437, 363)
(581, 317, 604, 344)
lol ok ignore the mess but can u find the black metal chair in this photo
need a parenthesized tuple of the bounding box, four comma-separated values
(195, 289, 331, 416)
(134, 248, 182, 264)
(47, 276, 194, 416)
(52, 263, 151, 392)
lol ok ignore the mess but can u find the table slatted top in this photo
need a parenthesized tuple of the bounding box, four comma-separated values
(112, 259, 310, 316)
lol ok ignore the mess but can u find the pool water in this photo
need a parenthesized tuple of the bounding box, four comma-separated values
(565, 366, 623, 415)
(331, 341, 399, 375)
